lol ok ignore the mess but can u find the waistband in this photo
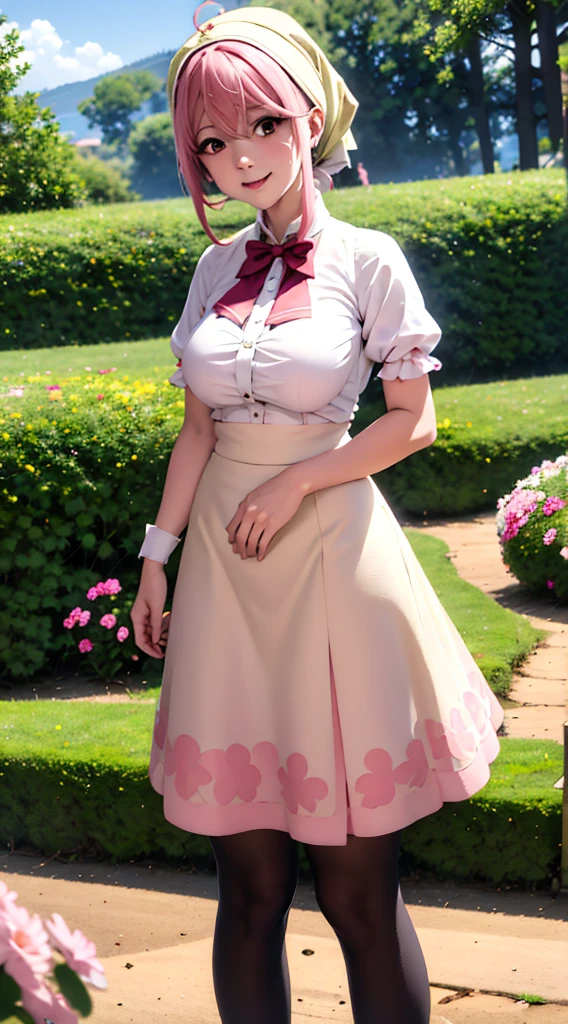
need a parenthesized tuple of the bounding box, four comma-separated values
(212, 421, 352, 465)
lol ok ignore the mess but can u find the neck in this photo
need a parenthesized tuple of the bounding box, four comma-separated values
(261, 173, 316, 244)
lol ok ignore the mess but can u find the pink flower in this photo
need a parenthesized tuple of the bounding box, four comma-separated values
(277, 753, 328, 813)
(45, 384, 61, 391)
(546, 579, 555, 589)
(116, 626, 129, 642)
(0, 900, 53, 991)
(502, 489, 539, 541)
(99, 613, 117, 629)
(63, 606, 84, 628)
(543, 496, 565, 516)
(78, 637, 93, 653)
(78, 610, 90, 626)
(86, 586, 99, 601)
(560, 547, 568, 560)
(97, 367, 116, 375)
(543, 528, 557, 545)
(21, 978, 77, 1024)
(96, 393, 104, 400)
(132, 654, 139, 661)
(0, 879, 19, 911)
(44, 911, 107, 990)
(102, 578, 121, 595)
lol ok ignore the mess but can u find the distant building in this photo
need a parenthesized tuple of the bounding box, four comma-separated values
(74, 138, 102, 151)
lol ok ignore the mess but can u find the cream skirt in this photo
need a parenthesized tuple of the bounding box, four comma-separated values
(148, 421, 504, 846)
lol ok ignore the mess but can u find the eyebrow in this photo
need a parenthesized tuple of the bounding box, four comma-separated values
(196, 107, 271, 139)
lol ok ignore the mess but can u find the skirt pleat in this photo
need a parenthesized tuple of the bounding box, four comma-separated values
(148, 421, 503, 845)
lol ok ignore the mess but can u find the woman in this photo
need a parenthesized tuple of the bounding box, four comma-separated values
(130, 5, 504, 1021)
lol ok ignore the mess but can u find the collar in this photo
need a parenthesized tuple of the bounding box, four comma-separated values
(254, 186, 330, 245)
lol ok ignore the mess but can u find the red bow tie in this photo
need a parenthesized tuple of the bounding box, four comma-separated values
(212, 234, 315, 329)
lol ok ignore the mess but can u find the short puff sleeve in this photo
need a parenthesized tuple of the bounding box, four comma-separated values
(354, 230, 442, 381)
(169, 243, 216, 387)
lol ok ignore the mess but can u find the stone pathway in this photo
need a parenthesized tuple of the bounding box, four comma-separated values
(401, 509, 568, 745)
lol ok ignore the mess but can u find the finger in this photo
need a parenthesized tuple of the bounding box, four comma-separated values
(233, 518, 253, 557)
(245, 523, 265, 558)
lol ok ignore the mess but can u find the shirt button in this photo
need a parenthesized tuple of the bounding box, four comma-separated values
(244, 393, 250, 399)
(253, 412, 259, 417)
(266, 280, 277, 292)
(242, 341, 253, 348)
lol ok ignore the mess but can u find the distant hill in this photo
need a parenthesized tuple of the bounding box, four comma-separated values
(35, 48, 176, 141)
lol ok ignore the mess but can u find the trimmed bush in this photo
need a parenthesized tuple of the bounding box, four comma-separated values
(2, 169, 567, 386)
(353, 373, 568, 516)
(0, 363, 546, 681)
(496, 455, 568, 603)
(0, 719, 562, 886)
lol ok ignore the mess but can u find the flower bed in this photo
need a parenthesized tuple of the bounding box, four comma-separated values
(496, 455, 568, 602)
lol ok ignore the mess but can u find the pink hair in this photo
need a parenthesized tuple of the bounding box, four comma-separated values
(172, 41, 317, 246)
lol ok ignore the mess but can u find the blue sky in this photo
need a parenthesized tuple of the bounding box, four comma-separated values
(2, 0, 222, 92)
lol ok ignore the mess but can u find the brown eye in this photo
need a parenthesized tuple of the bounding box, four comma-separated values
(254, 117, 283, 137)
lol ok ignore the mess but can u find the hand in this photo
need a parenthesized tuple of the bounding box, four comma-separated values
(226, 470, 305, 560)
(130, 566, 169, 658)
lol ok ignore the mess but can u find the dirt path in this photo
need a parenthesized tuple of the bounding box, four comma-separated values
(401, 509, 568, 744)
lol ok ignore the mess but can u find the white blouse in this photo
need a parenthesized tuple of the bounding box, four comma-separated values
(169, 188, 442, 425)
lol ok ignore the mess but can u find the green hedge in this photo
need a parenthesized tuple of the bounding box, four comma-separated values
(2, 169, 567, 385)
(355, 372, 568, 516)
(0, 362, 549, 680)
(0, 726, 562, 886)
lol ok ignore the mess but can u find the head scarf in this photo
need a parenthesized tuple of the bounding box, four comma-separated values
(168, 3, 359, 329)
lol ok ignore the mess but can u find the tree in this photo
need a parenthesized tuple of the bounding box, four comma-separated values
(0, 14, 86, 212)
(127, 111, 179, 198)
(77, 70, 163, 151)
(421, 0, 568, 170)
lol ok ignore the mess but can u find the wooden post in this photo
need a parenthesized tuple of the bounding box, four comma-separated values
(563, 722, 568, 889)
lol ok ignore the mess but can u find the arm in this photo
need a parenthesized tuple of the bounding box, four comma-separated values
(133, 386, 217, 657)
(141, 384, 217, 578)
(283, 374, 437, 497)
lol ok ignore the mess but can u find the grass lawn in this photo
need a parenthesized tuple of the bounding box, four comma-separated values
(3, 339, 568, 445)
(0, 528, 544, 760)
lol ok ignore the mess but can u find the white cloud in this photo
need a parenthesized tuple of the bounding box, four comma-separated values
(1, 17, 123, 92)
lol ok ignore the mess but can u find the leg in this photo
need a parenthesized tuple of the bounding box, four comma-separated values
(208, 828, 300, 1024)
(303, 831, 430, 1024)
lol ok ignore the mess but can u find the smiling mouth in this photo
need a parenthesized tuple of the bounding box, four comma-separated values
(242, 173, 271, 187)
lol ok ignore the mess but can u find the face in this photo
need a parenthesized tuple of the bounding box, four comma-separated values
(195, 101, 324, 210)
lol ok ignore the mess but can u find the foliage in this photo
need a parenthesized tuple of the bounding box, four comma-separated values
(0, 16, 87, 213)
(0, 358, 546, 678)
(62, 577, 139, 682)
(77, 71, 163, 150)
(0, 722, 562, 885)
(127, 112, 179, 199)
(0, 880, 104, 1022)
(496, 455, 568, 602)
(73, 153, 141, 205)
(354, 373, 568, 516)
(2, 169, 567, 384)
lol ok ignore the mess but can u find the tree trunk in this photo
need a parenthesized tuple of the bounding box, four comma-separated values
(508, 0, 539, 169)
(535, 1, 563, 151)
(466, 33, 495, 173)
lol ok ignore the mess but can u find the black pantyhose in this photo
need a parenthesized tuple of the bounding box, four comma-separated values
(208, 827, 431, 1024)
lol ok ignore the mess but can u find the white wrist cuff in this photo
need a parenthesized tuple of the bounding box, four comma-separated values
(138, 523, 181, 565)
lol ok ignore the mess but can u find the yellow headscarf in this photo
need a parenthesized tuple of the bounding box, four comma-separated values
(167, 3, 358, 190)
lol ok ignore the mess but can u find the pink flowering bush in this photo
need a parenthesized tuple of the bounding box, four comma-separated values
(496, 454, 568, 602)
(62, 577, 137, 683)
(0, 878, 106, 1023)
